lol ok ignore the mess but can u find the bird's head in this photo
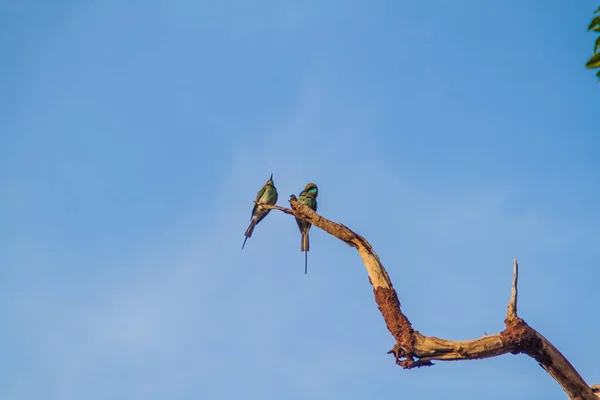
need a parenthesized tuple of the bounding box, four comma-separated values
(304, 182, 318, 197)
(266, 173, 275, 187)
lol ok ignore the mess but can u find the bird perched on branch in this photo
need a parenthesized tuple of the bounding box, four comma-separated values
(294, 182, 318, 274)
(242, 174, 278, 250)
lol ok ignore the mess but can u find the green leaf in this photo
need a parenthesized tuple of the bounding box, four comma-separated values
(586, 52, 600, 69)
(596, 6, 600, 13)
(589, 15, 600, 31)
(595, 36, 600, 53)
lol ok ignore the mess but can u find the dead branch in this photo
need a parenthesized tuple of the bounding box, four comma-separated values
(261, 199, 597, 400)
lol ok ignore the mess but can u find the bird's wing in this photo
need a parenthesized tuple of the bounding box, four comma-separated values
(255, 185, 266, 202)
(295, 191, 312, 231)
(250, 185, 267, 218)
(295, 217, 305, 233)
(303, 193, 317, 212)
(255, 188, 275, 225)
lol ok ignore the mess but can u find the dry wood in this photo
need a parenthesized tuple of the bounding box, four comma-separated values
(260, 199, 597, 400)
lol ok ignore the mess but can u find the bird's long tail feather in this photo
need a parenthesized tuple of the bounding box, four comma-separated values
(304, 251, 308, 274)
(242, 220, 256, 250)
(301, 231, 310, 274)
(301, 231, 309, 252)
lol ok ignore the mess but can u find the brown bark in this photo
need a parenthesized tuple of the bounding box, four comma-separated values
(261, 199, 597, 400)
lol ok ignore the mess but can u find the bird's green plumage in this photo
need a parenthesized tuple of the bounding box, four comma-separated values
(294, 183, 318, 274)
(242, 174, 278, 249)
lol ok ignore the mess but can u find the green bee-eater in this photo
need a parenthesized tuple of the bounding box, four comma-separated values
(295, 182, 318, 274)
(242, 174, 278, 250)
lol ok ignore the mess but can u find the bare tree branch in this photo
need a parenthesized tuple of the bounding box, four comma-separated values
(260, 199, 597, 400)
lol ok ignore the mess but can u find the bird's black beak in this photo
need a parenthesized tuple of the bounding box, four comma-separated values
(269, 173, 273, 181)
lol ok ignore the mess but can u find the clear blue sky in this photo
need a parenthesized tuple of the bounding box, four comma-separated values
(1, 1, 599, 399)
